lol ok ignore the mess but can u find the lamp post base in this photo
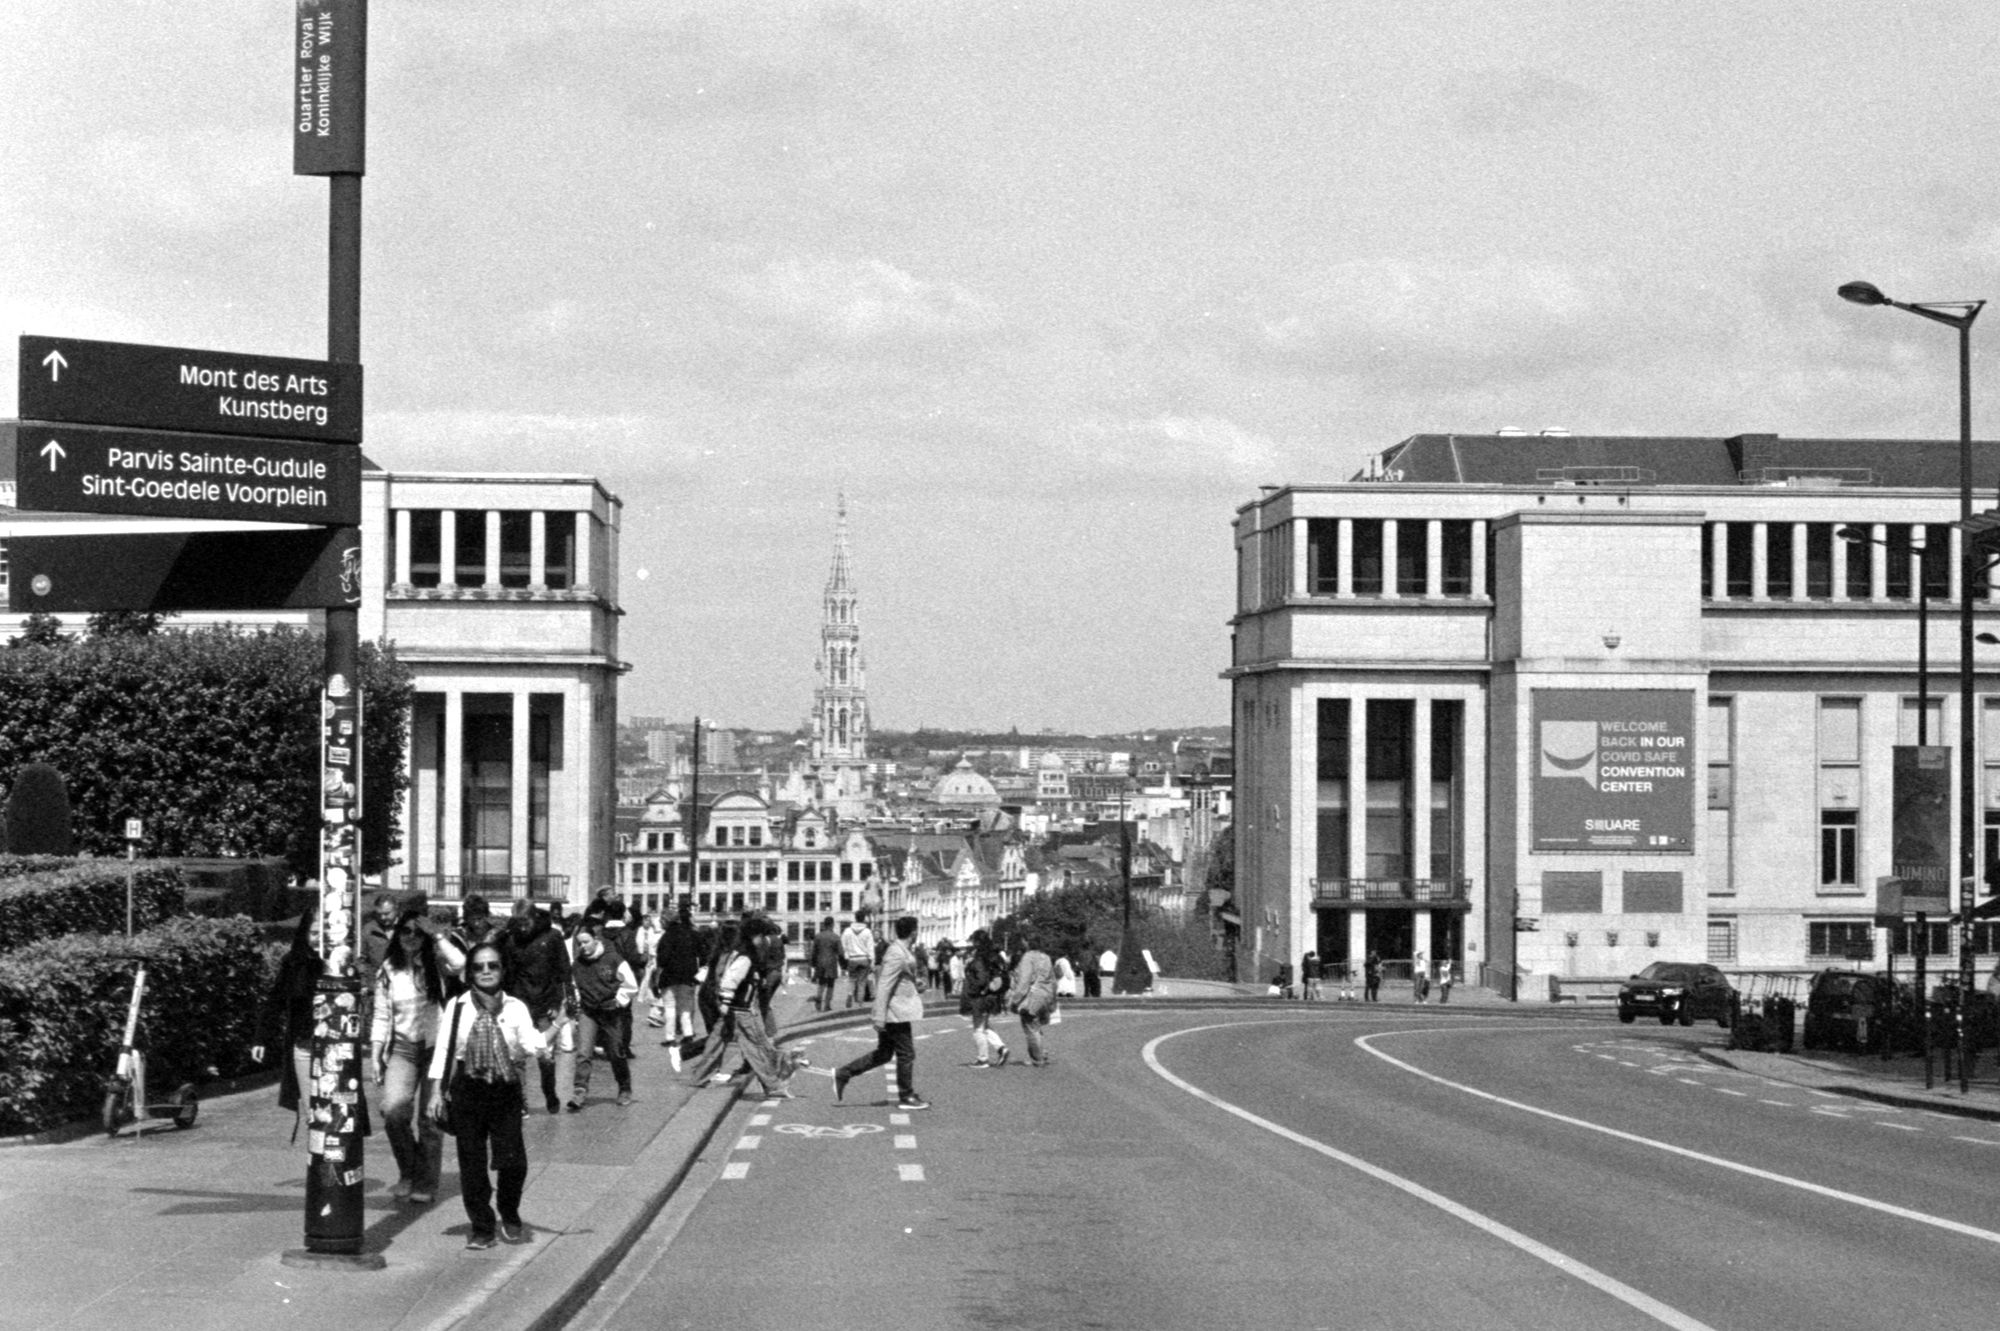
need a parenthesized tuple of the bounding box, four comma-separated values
(280, 1248, 386, 1271)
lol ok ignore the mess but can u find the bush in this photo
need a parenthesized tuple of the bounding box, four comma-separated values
(0, 861, 186, 952)
(0, 914, 271, 1135)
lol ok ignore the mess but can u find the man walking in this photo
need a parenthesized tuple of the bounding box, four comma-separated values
(1364, 950, 1382, 1003)
(654, 898, 703, 1069)
(503, 898, 575, 1115)
(809, 916, 842, 1013)
(834, 914, 929, 1111)
(568, 919, 638, 1110)
(841, 913, 876, 1008)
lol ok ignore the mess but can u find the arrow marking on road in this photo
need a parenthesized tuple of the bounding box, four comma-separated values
(42, 349, 66, 381)
(40, 439, 65, 471)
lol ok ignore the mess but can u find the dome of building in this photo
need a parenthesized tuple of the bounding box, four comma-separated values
(931, 756, 1001, 808)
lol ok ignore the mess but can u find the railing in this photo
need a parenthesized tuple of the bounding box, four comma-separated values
(1312, 877, 1471, 905)
(401, 874, 571, 903)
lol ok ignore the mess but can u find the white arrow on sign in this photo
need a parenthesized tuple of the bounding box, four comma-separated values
(41, 349, 67, 381)
(40, 440, 66, 471)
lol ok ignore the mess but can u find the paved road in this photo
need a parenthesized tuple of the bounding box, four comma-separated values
(572, 1007, 2000, 1331)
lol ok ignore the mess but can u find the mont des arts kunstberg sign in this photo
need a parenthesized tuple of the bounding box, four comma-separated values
(1533, 689, 1696, 851)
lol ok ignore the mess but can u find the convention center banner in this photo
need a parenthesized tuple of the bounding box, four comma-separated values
(1891, 744, 1952, 913)
(1533, 689, 1695, 851)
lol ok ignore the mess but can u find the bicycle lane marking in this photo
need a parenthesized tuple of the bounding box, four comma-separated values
(1354, 1029, 2000, 1247)
(1142, 1023, 1719, 1331)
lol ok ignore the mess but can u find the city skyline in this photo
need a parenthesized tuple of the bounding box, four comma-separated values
(7, 3, 2000, 731)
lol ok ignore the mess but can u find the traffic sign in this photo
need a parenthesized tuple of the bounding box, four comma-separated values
(6, 527, 361, 613)
(19, 335, 361, 443)
(7, 422, 360, 526)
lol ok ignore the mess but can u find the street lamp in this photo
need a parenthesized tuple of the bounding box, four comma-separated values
(1839, 280, 1985, 1094)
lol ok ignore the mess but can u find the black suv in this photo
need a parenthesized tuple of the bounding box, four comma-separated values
(1801, 969, 1892, 1053)
(1618, 962, 1735, 1027)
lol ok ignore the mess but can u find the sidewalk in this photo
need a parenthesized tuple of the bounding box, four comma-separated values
(0, 984, 838, 1331)
(1702, 1044, 2000, 1122)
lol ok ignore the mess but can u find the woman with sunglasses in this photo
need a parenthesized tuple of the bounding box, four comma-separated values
(428, 942, 549, 1249)
(370, 897, 448, 1206)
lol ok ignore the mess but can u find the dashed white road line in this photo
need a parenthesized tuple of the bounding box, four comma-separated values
(894, 1134, 917, 1149)
(898, 1164, 926, 1182)
(720, 1161, 750, 1180)
(735, 1135, 762, 1149)
(1715, 1088, 1747, 1097)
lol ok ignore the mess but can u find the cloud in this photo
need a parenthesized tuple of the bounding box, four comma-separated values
(1059, 413, 1282, 482)
(1446, 68, 1597, 136)
(723, 255, 1003, 347)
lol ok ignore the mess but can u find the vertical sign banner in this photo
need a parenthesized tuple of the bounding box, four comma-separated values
(1892, 744, 1953, 913)
(1532, 689, 1696, 851)
(293, 0, 366, 176)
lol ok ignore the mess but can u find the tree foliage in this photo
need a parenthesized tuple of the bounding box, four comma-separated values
(8, 613, 64, 648)
(0, 627, 412, 876)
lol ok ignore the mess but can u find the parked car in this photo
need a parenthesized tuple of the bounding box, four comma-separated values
(1618, 961, 1735, 1027)
(1801, 969, 1893, 1053)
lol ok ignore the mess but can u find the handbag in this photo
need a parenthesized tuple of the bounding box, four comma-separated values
(434, 997, 466, 1136)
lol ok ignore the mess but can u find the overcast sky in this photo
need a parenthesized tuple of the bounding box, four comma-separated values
(6, 2, 2000, 733)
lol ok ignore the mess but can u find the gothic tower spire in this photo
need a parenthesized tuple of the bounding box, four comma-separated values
(810, 492, 868, 767)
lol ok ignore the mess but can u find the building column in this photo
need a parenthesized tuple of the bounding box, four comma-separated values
(1382, 520, 1400, 599)
(442, 690, 464, 891)
(1831, 529, 1848, 602)
(1425, 521, 1443, 598)
(1949, 527, 1965, 605)
(1710, 523, 1727, 600)
(1292, 518, 1309, 599)
(1348, 911, 1368, 978)
(529, 511, 548, 591)
(1336, 519, 1354, 598)
(574, 512, 593, 592)
(485, 511, 503, 589)
(1470, 520, 1488, 598)
(393, 509, 412, 586)
(1751, 523, 1769, 601)
(1871, 523, 1888, 600)
(1791, 523, 1809, 601)
(1414, 911, 1434, 974)
(510, 690, 531, 891)
(439, 511, 458, 590)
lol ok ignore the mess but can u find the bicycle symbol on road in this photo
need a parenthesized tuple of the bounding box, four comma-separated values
(774, 1123, 885, 1140)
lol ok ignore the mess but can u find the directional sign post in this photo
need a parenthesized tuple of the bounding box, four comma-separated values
(8, 422, 360, 526)
(19, 335, 361, 443)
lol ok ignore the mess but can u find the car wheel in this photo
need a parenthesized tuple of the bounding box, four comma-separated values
(1618, 1008, 1635, 1024)
(1658, 1012, 1674, 1026)
(1678, 1006, 1694, 1027)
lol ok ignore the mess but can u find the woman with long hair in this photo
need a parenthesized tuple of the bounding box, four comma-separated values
(428, 942, 549, 1250)
(370, 896, 449, 1205)
(251, 892, 372, 1145)
(679, 920, 800, 1098)
(959, 929, 1011, 1068)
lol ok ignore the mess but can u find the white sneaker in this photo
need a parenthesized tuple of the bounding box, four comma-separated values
(668, 1044, 683, 1072)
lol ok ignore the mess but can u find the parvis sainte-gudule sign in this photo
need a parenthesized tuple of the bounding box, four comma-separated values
(6, 422, 360, 527)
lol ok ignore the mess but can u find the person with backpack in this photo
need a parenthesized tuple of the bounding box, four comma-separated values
(809, 915, 843, 1013)
(679, 920, 800, 1098)
(833, 914, 929, 1110)
(841, 914, 876, 1007)
(960, 929, 1012, 1068)
(1006, 931, 1057, 1068)
(653, 898, 705, 1069)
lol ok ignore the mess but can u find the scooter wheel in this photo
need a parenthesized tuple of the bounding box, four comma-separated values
(172, 1084, 198, 1130)
(101, 1086, 130, 1136)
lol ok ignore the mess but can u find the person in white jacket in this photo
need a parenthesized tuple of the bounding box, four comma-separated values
(428, 942, 548, 1249)
(370, 901, 449, 1205)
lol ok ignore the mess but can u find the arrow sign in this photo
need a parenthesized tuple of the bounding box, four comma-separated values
(7, 421, 360, 526)
(6, 527, 361, 613)
(18, 335, 361, 443)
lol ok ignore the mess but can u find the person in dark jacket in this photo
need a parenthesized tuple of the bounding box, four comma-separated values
(568, 918, 638, 1110)
(503, 899, 575, 1115)
(809, 916, 843, 1013)
(653, 898, 705, 1067)
(251, 894, 372, 1145)
(960, 929, 1012, 1068)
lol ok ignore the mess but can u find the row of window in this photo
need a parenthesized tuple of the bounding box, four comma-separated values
(618, 857, 873, 885)
(397, 510, 577, 590)
(1706, 919, 2000, 963)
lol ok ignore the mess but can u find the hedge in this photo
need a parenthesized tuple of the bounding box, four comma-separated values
(0, 861, 186, 952)
(0, 626, 412, 878)
(0, 915, 270, 1135)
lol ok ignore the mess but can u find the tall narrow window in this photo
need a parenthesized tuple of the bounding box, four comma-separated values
(1845, 526, 1873, 600)
(1397, 524, 1428, 596)
(461, 706, 512, 887)
(1316, 699, 1349, 884)
(1885, 524, 1914, 601)
(409, 510, 442, 587)
(1805, 524, 1834, 599)
(1440, 521, 1473, 596)
(543, 517, 574, 590)
(1818, 698, 1862, 891)
(500, 512, 533, 589)
(1430, 701, 1461, 882)
(1766, 522, 1793, 599)
(455, 511, 487, 587)
(1365, 699, 1413, 879)
(1306, 519, 1341, 595)
(1352, 520, 1384, 595)
(1725, 521, 1755, 598)
(1707, 696, 1734, 896)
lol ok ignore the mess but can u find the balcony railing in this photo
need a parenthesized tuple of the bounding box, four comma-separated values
(401, 874, 571, 903)
(1312, 877, 1471, 906)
